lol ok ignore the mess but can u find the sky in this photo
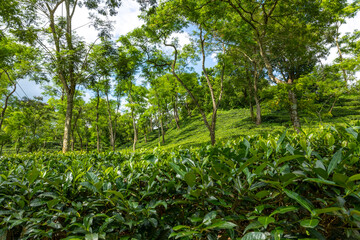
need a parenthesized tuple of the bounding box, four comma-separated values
(14, 0, 360, 100)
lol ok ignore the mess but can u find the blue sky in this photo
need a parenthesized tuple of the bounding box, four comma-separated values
(14, 0, 360, 101)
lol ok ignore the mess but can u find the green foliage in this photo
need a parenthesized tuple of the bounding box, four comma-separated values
(1, 126, 360, 239)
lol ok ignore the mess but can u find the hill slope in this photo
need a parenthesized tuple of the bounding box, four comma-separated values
(134, 94, 360, 150)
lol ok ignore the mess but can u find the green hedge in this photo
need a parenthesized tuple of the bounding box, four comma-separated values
(1, 125, 360, 239)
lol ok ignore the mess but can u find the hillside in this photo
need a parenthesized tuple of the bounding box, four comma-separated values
(133, 94, 360, 150)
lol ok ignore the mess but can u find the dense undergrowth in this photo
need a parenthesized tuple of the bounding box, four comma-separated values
(1, 124, 360, 239)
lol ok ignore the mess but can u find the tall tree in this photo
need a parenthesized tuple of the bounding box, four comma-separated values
(32, 0, 122, 152)
(141, 0, 228, 145)
(219, 0, 347, 131)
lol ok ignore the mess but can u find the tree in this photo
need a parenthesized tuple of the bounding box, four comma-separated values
(140, 0, 228, 145)
(0, 36, 39, 131)
(32, 0, 122, 153)
(219, 0, 348, 132)
(87, 40, 118, 151)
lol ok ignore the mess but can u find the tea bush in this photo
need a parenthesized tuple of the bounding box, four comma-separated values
(1, 125, 360, 239)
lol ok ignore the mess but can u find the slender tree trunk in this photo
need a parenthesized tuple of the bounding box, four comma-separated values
(288, 84, 301, 132)
(335, 24, 347, 86)
(144, 126, 147, 143)
(0, 71, 16, 131)
(131, 108, 137, 151)
(105, 94, 115, 151)
(185, 101, 192, 117)
(62, 88, 75, 153)
(252, 63, 261, 125)
(149, 115, 153, 131)
(46, 1, 77, 153)
(71, 107, 81, 151)
(164, 28, 225, 146)
(113, 97, 121, 150)
(254, 95, 261, 125)
(173, 95, 180, 129)
(95, 90, 101, 152)
(160, 109, 165, 144)
(77, 126, 83, 151)
(0, 143, 4, 156)
(329, 97, 338, 115)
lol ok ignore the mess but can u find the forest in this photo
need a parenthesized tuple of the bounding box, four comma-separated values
(1, 0, 360, 239)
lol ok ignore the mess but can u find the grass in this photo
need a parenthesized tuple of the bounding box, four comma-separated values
(135, 108, 286, 150)
(2, 94, 359, 154)
(135, 94, 360, 150)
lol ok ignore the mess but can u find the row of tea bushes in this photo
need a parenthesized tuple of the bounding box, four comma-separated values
(1, 125, 360, 239)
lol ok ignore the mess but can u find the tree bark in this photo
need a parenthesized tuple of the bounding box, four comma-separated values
(254, 94, 261, 125)
(70, 106, 81, 151)
(77, 126, 83, 151)
(252, 62, 261, 125)
(0, 80, 16, 130)
(131, 107, 137, 152)
(173, 95, 180, 129)
(159, 107, 165, 144)
(288, 86, 301, 132)
(0, 71, 16, 131)
(105, 93, 115, 151)
(329, 96, 338, 115)
(43, 1, 78, 153)
(0, 143, 4, 156)
(62, 87, 75, 153)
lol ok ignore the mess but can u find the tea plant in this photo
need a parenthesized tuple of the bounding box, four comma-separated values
(1, 125, 360, 239)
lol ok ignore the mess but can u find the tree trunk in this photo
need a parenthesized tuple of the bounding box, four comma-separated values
(329, 97, 338, 115)
(0, 143, 4, 156)
(0, 71, 16, 131)
(105, 94, 115, 151)
(159, 105, 165, 144)
(335, 23, 347, 86)
(144, 126, 147, 143)
(252, 62, 261, 125)
(164, 28, 224, 146)
(62, 88, 75, 153)
(77, 126, 83, 151)
(149, 115, 153, 131)
(288, 88, 301, 132)
(254, 95, 261, 125)
(96, 90, 101, 152)
(16, 138, 21, 154)
(209, 127, 216, 146)
(245, 69, 255, 121)
(70, 107, 82, 151)
(185, 101, 192, 117)
(173, 95, 180, 129)
(131, 108, 137, 152)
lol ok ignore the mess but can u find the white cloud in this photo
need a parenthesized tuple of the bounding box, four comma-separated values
(72, 0, 143, 43)
(19, 0, 144, 100)
(170, 32, 191, 48)
(112, 0, 144, 38)
(322, 12, 360, 65)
